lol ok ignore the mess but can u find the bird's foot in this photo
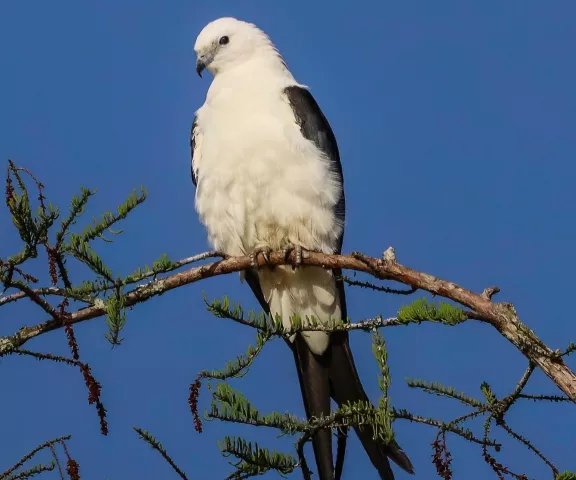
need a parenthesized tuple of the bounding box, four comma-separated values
(250, 245, 272, 268)
(283, 243, 304, 269)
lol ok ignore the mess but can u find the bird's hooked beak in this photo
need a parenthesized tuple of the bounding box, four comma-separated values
(196, 58, 206, 78)
(195, 53, 212, 78)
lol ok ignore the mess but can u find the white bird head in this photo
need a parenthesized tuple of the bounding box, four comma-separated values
(194, 17, 281, 77)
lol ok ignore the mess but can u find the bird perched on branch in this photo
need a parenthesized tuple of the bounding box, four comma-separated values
(190, 17, 413, 479)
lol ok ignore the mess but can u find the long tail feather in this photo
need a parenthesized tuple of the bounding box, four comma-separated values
(331, 270, 414, 477)
(292, 334, 334, 480)
(328, 331, 415, 476)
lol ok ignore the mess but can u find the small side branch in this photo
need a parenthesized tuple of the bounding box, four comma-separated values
(0, 436, 71, 480)
(4, 463, 55, 480)
(392, 409, 498, 448)
(498, 420, 558, 475)
(133, 427, 188, 480)
(295, 433, 312, 480)
(343, 276, 417, 295)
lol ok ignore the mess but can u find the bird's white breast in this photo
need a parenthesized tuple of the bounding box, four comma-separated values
(194, 77, 342, 257)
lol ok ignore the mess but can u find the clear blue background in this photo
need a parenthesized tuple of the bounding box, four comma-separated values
(1, 1, 575, 479)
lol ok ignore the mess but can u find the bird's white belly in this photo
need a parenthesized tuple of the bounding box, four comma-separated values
(195, 118, 341, 257)
(193, 93, 344, 355)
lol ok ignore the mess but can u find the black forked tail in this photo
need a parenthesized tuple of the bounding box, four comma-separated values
(292, 334, 334, 480)
(327, 331, 415, 478)
(292, 331, 414, 479)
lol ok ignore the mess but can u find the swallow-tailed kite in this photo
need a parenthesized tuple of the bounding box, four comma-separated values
(190, 17, 413, 479)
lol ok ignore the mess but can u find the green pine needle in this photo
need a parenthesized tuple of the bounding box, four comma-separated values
(397, 298, 467, 326)
(219, 436, 296, 478)
(202, 332, 272, 380)
(104, 289, 127, 345)
(406, 378, 485, 408)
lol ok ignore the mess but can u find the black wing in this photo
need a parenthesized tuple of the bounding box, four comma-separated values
(284, 86, 345, 253)
(190, 115, 199, 187)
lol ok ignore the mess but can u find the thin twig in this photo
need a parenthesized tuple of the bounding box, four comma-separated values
(133, 427, 188, 480)
(48, 445, 64, 480)
(53, 250, 72, 289)
(0, 252, 227, 308)
(60, 442, 80, 480)
(446, 410, 485, 427)
(295, 433, 312, 480)
(0, 287, 65, 308)
(1, 348, 108, 435)
(517, 393, 572, 402)
(4, 462, 55, 480)
(8, 282, 61, 320)
(343, 276, 417, 295)
(0, 436, 71, 479)
(393, 409, 499, 447)
(0, 348, 83, 367)
(498, 419, 558, 475)
(500, 362, 536, 415)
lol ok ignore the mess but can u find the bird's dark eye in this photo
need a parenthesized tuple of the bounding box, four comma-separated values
(219, 36, 229, 45)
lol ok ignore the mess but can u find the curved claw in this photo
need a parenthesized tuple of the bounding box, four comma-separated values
(250, 246, 272, 268)
(283, 243, 304, 269)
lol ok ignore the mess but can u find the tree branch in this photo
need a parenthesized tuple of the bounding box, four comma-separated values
(0, 287, 65, 308)
(0, 436, 70, 480)
(1, 247, 575, 402)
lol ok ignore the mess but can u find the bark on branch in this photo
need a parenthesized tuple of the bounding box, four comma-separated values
(1, 247, 574, 402)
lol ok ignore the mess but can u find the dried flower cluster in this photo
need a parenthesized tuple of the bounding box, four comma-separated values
(188, 374, 204, 433)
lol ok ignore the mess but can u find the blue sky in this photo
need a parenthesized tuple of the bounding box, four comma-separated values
(1, 1, 575, 478)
